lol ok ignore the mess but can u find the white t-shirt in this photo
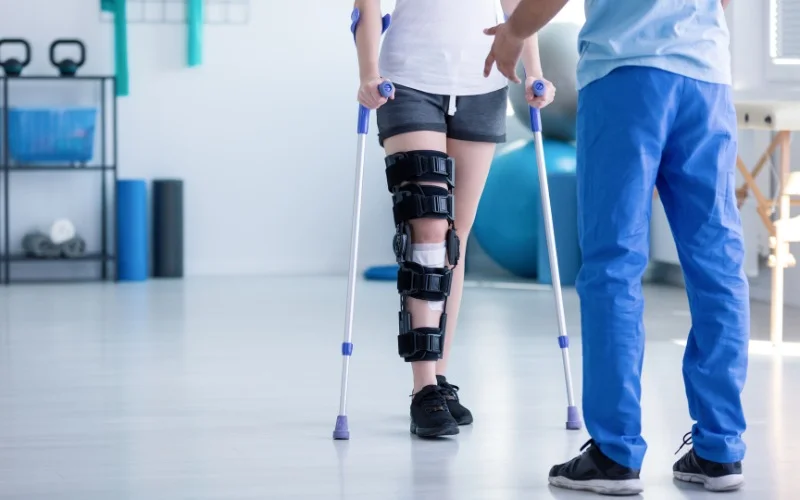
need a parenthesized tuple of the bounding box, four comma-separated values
(379, 0, 509, 99)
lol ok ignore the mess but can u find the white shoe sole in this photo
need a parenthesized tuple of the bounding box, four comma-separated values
(548, 476, 644, 496)
(673, 471, 744, 492)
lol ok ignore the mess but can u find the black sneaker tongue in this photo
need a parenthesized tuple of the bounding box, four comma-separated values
(436, 375, 447, 385)
(412, 384, 442, 403)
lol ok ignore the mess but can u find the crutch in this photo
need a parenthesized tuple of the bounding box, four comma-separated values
(529, 80, 582, 431)
(333, 7, 394, 441)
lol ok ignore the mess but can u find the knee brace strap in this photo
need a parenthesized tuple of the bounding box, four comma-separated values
(385, 151, 454, 192)
(392, 184, 454, 226)
(397, 261, 452, 301)
(398, 327, 443, 362)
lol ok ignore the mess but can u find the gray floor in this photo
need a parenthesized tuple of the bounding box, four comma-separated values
(0, 276, 797, 499)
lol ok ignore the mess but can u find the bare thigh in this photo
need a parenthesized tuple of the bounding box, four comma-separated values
(445, 138, 497, 234)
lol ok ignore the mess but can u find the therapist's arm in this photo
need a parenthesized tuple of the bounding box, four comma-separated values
(500, 0, 543, 77)
(506, 0, 570, 39)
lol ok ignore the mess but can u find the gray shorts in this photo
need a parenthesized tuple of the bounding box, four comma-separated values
(376, 83, 509, 146)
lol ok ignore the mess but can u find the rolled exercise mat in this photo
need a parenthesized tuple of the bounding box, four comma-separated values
(60, 236, 87, 258)
(50, 218, 76, 245)
(117, 179, 148, 281)
(22, 231, 60, 258)
(152, 179, 184, 278)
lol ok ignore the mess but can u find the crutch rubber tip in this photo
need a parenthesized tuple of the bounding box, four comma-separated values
(566, 406, 582, 430)
(333, 415, 350, 440)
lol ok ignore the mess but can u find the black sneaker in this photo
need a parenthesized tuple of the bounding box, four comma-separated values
(409, 385, 459, 438)
(436, 375, 473, 425)
(673, 432, 744, 492)
(548, 440, 644, 495)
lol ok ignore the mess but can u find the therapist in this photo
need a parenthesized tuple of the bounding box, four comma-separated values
(484, 0, 748, 495)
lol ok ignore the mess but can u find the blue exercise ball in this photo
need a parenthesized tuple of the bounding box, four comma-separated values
(473, 139, 577, 278)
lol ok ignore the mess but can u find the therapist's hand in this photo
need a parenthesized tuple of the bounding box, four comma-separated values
(483, 22, 525, 83)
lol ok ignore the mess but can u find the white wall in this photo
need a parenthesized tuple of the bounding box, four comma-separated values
(3, 0, 797, 303)
(0, 0, 400, 276)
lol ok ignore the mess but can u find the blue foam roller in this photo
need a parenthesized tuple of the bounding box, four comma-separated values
(364, 264, 398, 281)
(117, 179, 148, 281)
(537, 172, 581, 286)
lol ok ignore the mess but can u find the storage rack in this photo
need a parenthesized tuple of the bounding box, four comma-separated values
(0, 75, 117, 284)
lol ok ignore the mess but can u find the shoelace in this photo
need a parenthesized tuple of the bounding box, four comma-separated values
(576, 435, 692, 457)
(675, 431, 693, 455)
(439, 380, 460, 401)
(410, 387, 448, 413)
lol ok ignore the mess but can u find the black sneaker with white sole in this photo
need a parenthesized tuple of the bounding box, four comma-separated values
(436, 375, 473, 425)
(548, 439, 644, 496)
(409, 385, 459, 438)
(673, 432, 744, 492)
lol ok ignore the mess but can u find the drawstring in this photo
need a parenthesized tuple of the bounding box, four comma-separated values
(447, 95, 457, 116)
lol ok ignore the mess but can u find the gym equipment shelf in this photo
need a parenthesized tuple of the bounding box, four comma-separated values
(0, 75, 118, 285)
(5, 165, 115, 171)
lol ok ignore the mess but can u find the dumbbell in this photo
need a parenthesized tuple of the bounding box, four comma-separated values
(0, 39, 31, 77)
(50, 39, 86, 77)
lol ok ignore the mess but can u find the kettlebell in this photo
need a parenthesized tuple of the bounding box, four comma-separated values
(0, 39, 31, 77)
(50, 39, 86, 77)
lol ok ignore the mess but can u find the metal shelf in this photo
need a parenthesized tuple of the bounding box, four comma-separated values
(3, 253, 114, 262)
(1, 75, 118, 284)
(5, 165, 116, 172)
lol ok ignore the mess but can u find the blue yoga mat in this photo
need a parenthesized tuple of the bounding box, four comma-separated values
(364, 264, 398, 281)
(117, 179, 148, 281)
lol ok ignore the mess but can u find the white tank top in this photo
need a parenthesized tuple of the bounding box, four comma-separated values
(379, 0, 508, 102)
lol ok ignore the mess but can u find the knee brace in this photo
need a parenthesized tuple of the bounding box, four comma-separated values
(385, 151, 461, 362)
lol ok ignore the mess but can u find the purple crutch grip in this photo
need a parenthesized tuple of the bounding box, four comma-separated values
(529, 80, 546, 133)
(341, 342, 354, 356)
(558, 336, 569, 349)
(378, 81, 394, 98)
(532, 79, 546, 97)
(357, 81, 394, 134)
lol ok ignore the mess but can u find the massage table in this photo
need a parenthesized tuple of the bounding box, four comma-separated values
(735, 100, 800, 346)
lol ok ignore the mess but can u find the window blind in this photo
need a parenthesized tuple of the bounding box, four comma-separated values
(772, 0, 800, 61)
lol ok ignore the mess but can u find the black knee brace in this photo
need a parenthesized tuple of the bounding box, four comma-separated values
(385, 151, 461, 362)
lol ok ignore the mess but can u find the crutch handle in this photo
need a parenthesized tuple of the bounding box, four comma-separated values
(357, 81, 395, 135)
(532, 79, 546, 97)
(529, 80, 546, 133)
(378, 81, 395, 98)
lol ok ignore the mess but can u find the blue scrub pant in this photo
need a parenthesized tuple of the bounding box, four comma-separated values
(576, 66, 750, 470)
